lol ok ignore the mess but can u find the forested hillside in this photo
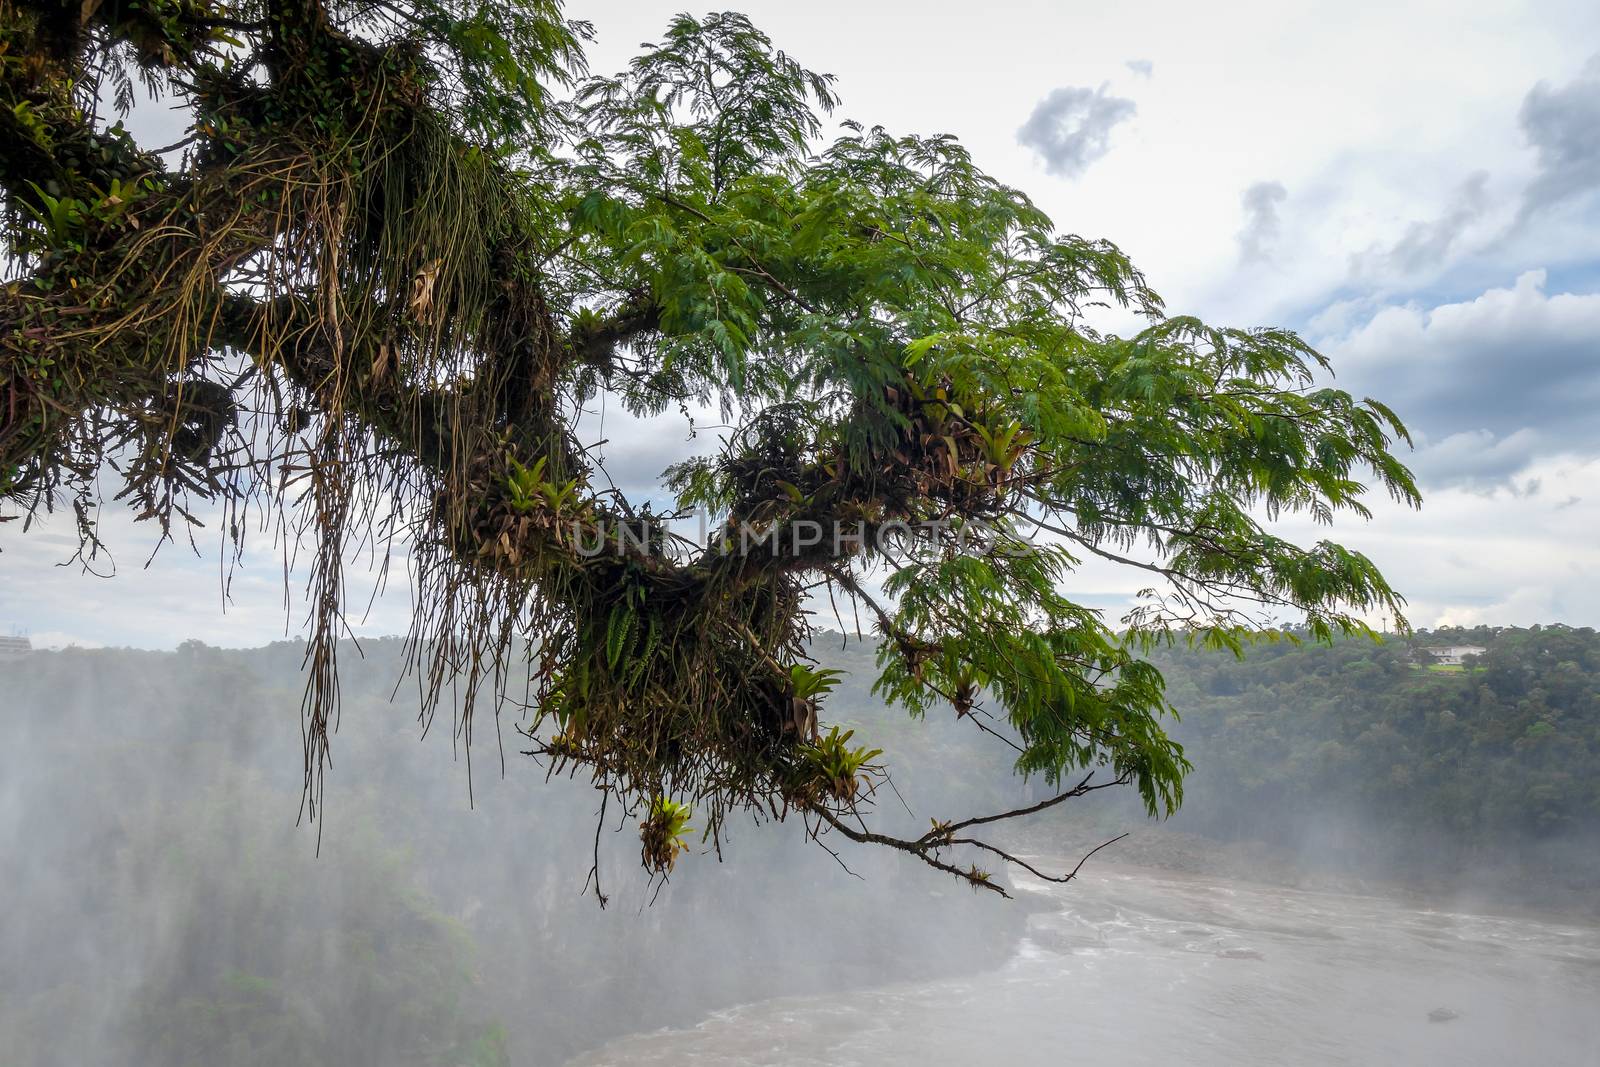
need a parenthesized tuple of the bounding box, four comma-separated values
(1148, 625, 1600, 902)
(814, 624, 1600, 908)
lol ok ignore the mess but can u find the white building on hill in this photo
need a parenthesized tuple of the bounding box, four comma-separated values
(1421, 644, 1487, 666)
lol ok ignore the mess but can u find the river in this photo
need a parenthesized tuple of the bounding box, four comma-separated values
(569, 859, 1600, 1065)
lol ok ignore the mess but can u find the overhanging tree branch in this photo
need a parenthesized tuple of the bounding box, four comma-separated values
(1, 0, 1420, 899)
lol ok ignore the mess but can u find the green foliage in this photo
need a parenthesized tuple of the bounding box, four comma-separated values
(0, 0, 1420, 890)
(793, 725, 883, 803)
(504, 455, 548, 512)
(639, 796, 695, 874)
(20, 181, 87, 251)
(875, 548, 1190, 815)
(413, 0, 591, 146)
(505, 455, 580, 514)
(788, 663, 844, 701)
(1155, 624, 1600, 847)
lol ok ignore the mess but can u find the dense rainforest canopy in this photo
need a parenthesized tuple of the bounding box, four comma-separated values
(1159, 624, 1600, 855)
(0, 0, 1420, 891)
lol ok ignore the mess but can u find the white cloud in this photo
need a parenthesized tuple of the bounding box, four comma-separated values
(1237, 180, 1288, 262)
(1016, 85, 1137, 179)
(1322, 270, 1600, 486)
(1519, 53, 1600, 221)
(1273, 454, 1600, 628)
(1406, 428, 1544, 490)
(1350, 171, 1492, 279)
(573, 403, 721, 501)
(0, 503, 412, 650)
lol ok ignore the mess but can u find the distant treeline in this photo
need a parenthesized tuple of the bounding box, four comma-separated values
(806, 624, 1600, 906)
(1146, 624, 1600, 897)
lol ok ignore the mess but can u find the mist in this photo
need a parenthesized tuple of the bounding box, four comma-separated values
(4, 628, 1598, 1065)
(0, 639, 1026, 1065)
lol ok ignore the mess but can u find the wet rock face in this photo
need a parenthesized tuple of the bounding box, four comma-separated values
(1428, 1007, 1462, 1023)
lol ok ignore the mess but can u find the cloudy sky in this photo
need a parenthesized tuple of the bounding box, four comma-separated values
(4, 0, 1599, 647)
